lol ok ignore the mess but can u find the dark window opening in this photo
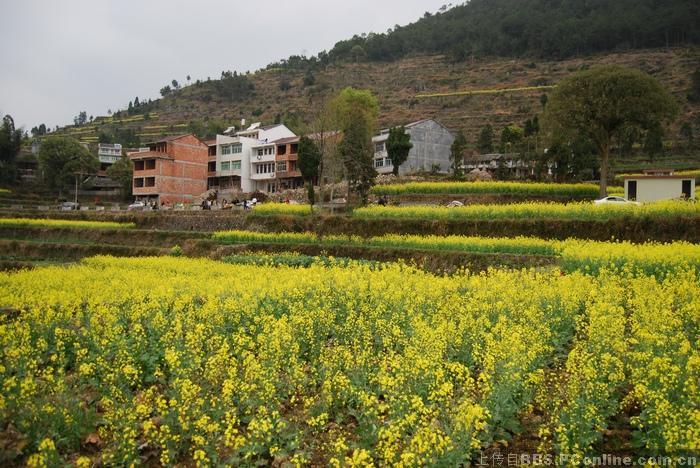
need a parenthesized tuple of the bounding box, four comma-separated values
(134, 178, 144, 188)
(627, 180, 637, 200)
(134, 161, 145, 171)
(145, 177, 156, 187)
(682, 180, 692, 199)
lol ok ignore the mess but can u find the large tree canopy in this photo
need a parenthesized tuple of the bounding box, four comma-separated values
(543, 66, 677, 196)
(297, 136, 322, 206)
(386, 127, 412, 176)
(0, 115, 22, 164)
(332, 88, 379, 205)
(37, 136, 99, 196)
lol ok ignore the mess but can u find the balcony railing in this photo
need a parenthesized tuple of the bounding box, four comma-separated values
(276, 170, 302, 179)
(251, 172, 276, 180)
(252, 153, 276, 163)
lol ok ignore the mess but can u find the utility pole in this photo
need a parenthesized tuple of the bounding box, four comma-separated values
(73, 171, 93, 206)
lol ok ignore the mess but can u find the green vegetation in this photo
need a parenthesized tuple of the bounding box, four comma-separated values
(386, 127, 412, 176)
(372, 181, 623, 198)
(333, 88, 379, 205)
(298, 136, 322, 206)
(106, 156, 134, 200)
(0, 115, 22, 184)
(543, 66, 678, 196)
(325, 0, 698, 62)
(36, 136, 99, 197)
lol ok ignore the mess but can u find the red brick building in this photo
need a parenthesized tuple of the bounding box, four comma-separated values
(130, 134, 208, 205)
(275, 136, 304, 190)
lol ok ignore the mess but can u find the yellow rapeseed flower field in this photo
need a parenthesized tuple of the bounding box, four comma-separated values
(352, 200, 700, 221)
(214, 230, 700, 276)
(0, 256, 697, 465)
(0, 218, 135, 230)
(371, 181, 624, 198)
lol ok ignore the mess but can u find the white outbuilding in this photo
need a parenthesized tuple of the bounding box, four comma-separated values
(623, 169, 695, 202)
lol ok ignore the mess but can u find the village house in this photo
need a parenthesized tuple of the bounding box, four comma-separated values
(97, 143, 122, 170)
(372, 119, 454, 175)
(462, 153, 537, 179)
(623, 169, 695, 202)
(129, 134, 209, 205)
(209, 122, 296, 193)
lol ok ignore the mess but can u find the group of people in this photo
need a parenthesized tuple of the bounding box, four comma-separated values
(200, 197, 258, 211)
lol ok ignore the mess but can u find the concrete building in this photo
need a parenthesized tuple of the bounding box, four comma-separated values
(209, 123, 296, 193)
(97, 143, 122, 170)
(623, 169, 695, 202)
(462, 153, 537, 179)
(372, 119, 454, 175)
(129, 134, 209, 205)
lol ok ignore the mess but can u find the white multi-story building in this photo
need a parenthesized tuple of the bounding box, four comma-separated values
(97, 143, 122, 169)
(210, 123, 296, 193)
(372, 119, 454, 175)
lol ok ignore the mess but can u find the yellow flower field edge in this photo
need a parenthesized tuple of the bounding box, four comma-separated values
(213, 230, 700, 276)
(352, 200, 700, 222)
(372, 181, 623, 198)
(213, 230, 558, 256)
(0, 188, 10, 194)
(0, 218, 135, 230)
(0, 257, 697, 465)
(251, 203, 316, 216)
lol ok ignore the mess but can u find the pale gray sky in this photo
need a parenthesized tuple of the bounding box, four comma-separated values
(0, 0, 450, 131)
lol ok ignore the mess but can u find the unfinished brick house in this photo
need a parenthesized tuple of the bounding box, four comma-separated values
(130, 134, 208, 205)
(274, 136, 304, 191)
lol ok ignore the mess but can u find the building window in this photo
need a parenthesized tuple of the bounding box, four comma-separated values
(384, 158, 392, 167)
(375, 158, 384, 168)
(232, 143, 242, 154)
(222, 145, 232, 155)
(208, 161, 216, 172)
(145, 177, 156, 187)
(375, 143, 385, 153)
(221, 161, 231, 171)
(255, 163, 275, 174)
(290, 144, 298, 154)
(145, 159, 156, 170)
(232, 160, 241, 170)
(277, 145, 287, 155)
(134, 161, 144, 171)
(277, 161, 287, 172)
(134, 178, 144, 187)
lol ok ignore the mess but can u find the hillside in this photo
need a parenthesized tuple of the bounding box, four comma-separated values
(325, 0, 700, 62)
(54, 47, 700, 170)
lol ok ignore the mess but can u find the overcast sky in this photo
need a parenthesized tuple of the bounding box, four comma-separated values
(0, 0, 450, 131)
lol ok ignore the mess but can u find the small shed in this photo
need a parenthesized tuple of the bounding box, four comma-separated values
(623, 169, 695, 202)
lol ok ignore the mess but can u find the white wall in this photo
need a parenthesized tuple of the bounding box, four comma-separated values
(258, 125, 295, 142)
(216, 134, 257, 192)
(625, 178, 695, 202)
